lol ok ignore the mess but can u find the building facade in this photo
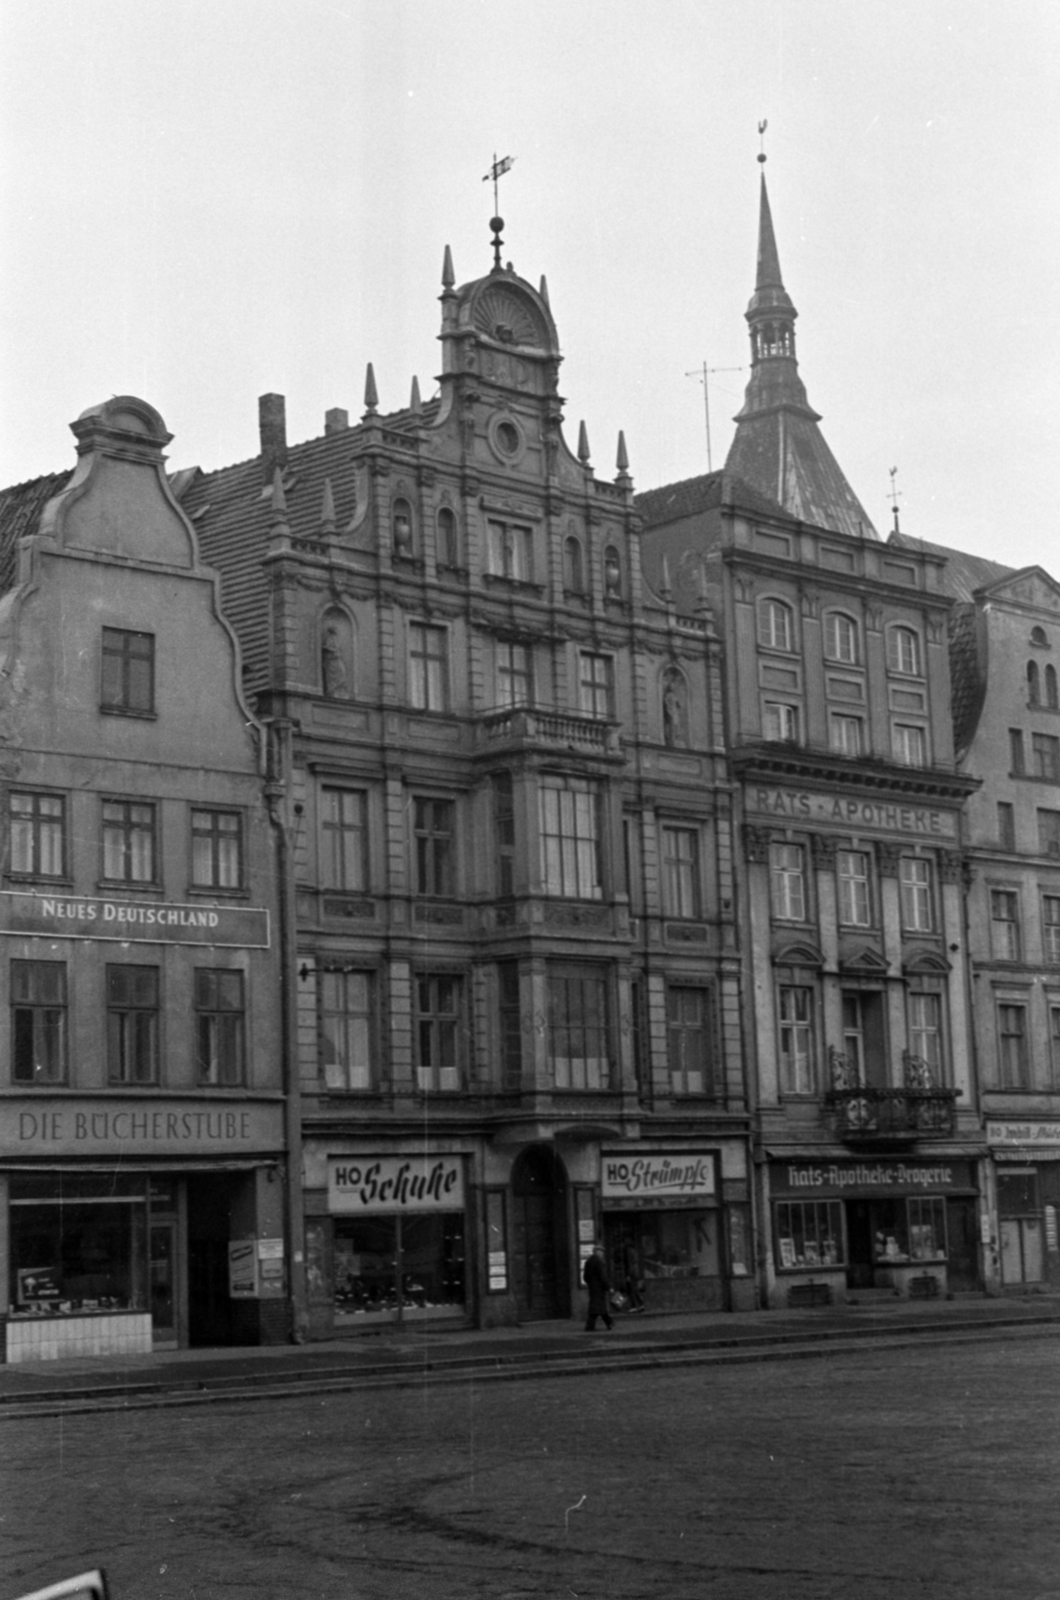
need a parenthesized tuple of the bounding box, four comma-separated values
(638, 172, 987, 1308)
(182, 235, 755, 1334)
(0, 398, 288, 1362)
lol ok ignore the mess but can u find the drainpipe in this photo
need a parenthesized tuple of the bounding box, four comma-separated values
(266, 716, 309, 1342)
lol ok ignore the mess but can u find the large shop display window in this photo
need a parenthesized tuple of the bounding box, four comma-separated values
(606, 1210, 719, 1292)
(867, 1196, 947, 1265)
(776, 1200, 844, 1270)
(9, 1175, 159, 1318)
(332, 1214, 465, 1323)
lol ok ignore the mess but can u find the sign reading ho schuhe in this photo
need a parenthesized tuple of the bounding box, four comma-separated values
(1, 890, 270, 949)
(328, 1155, 465, 1214)
(601, 1152, 716, 1204)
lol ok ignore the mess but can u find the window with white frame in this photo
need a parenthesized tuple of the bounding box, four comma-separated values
(320, 969, 373, 1091)
(778, 985, 815, 1094)
(9, 792, 65, 878)
(886, 625, 921, 676)
(997, 1002, 1029, 1088)
(1043, 896, 1060, 964)
(579, 652, 614, 718)
(830, 713, 863, 757)
(990, 890, 1021, 960)
(893, 723, 927, 767)
(416, 974, 462, 1091)
(837, 850, 872, 927)
(102, 799, 156, 884)
(486, 518, 533, 582)
(539, 776, 602, 899)
(661, 825, 700, 919)
(757, 597, 793, 652)
(667, 987, 713, 1096)
(771, 843, 806, 922)
(907, 988, 943, 1077)
(899, 857, 934, 932)
(496, 641, 532, 707)
(763, 701, 799, 742)
(408, 623, 449, 711)
(548, 966, 610, 1090)
(191, 809, 243, 890)
(824, 612, 859, 664)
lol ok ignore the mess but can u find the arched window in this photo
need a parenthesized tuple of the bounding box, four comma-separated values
(1047, 664, 1059, 710)
(392, 497, 414, 556)
(886, 625, 921, 676)
(757, 597, 793, 652)
(1028, 661, 1041, 706)
(603, 545, 622, 599)
(1031, 626, 1048, 648)
(824, 611, 859, 664)
(564, 535, 585, 595)
(436, 507, 458, 567)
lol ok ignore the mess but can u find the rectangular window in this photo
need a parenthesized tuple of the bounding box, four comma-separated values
(1038, 809, 1060, 858)
(320, 970, 372, 1091)
(899, 857, 934, 932)
(539, 776, 603, 900)
(1032, 733, 1060, 781)
(191, 809, 243, 890)
(771, 843, 806, 922)
(12, 961, 66, 1084)
(764, 701, 799, 742)
(908, 990, 943, 1075)
(101, 627, 154, 714)
(486, 519, 532, 582)
(496, 641, 532, 707)
(1010, 729, 1026, 775)
(409, 623, 449, 711)
(842, 993, 866, 1084)
(498, 963, 522, 1091)
(892, 723, 927, 767)
(416, 974, 462, 1092)
(9, 792, 65, 878)
(579, 652, 614, 719)
(1043, 897, 1060, 964)
(1050, 1005, 1060, 1089)
(661, 825, 700, 919)
(778, 985, 815, 1094)
(102, 800, 156, 883)
(998, 1003, 1029, 1088)
(667, 987, 713, 1096)
(548, 968, 610, 1090)
(829, 714, 863, 757)
(493, 774, 515, 898)
(106, 965, 159, 1084)
(990, 890, 1021, 961)
(195, 969, 245, 1085)
(837, 850, 872, 927)
(414, 797, 454, 896)
(998, 802, 1016, 852)
(775, 1200, 844, 1269)
(321, 788, 367, 892)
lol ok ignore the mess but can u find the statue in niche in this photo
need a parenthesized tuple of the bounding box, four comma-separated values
(321, 620, 350, 699)
(662, 670, 688, 748)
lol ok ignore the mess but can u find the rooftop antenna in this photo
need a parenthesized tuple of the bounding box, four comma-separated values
(483, 153, 515, 270)
(686, 360, 742, 472)
(888, 466, 903, 535)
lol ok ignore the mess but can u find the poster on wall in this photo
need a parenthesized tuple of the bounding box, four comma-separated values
(228, 1239, 258, 1298)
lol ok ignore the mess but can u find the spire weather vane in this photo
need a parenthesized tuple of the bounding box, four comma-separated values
(888, 466, 903, 535)
(757, 119, 768, 165)
(483, 153, 515, 268)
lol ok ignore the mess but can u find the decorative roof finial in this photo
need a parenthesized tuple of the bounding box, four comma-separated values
(757, 118, 768, 165)
(442, 245, 455, 290)
(363, 362, 378, 417)
(888, 466, 903, 535)
(483, 153, 515, 270)
(410, 376, 422, 416)
(577, 421, 591, 466)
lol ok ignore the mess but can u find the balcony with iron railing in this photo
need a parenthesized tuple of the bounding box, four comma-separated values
(475, 704, 623, 760)
(825, 1048, 958, 1144)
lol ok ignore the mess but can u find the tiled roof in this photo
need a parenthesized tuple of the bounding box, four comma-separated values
(947, 602, 986, 756)
(0, 469, 72, 594)
(635, 469, 787, 530)
(725, 407, 879, 540)
(888, 531, 1014, 601)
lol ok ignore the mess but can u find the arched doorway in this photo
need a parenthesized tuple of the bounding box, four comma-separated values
(511, 1145, 569, 1321)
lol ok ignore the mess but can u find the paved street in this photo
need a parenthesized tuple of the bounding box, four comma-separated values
(3, 1334, 1060, 1600)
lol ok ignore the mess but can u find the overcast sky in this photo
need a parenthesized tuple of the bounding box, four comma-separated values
(1, 0, 1057, 568)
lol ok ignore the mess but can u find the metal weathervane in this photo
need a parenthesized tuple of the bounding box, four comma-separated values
(483, 153, 515, 267)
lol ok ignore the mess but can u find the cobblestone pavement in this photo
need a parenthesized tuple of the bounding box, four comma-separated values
(3, 1334, 1059, 1600)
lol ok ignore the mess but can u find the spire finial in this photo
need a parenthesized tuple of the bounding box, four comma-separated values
(577, 421, 591, 466)
(483, 153, 515, 269)
(442, 245, 455, 290)
(363, 362, 378, 416)
(888, 467, 903, 535)
(616, 430, 629, 474)
(410, 376, 422, 415)
(757, 119, 768, 165)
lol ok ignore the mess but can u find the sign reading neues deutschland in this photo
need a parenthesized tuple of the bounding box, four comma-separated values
(602, 1152, 716, 1207)
(1, 890, 270, 948)
(329, 1155, 465, 1215)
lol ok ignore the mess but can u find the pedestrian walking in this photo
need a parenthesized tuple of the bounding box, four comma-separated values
(583, 1243, 613, 1331)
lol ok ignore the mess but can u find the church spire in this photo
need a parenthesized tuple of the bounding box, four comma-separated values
(724, 157, 878, 540)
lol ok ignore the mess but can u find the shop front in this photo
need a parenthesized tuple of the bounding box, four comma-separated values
(766, 1157, 981, 1307)
(1, 1098, 289, 1363)
(599, 1149, 752, 1313)
(305, 1152, 469, 1333)
(987, 1121, 1060, 1290)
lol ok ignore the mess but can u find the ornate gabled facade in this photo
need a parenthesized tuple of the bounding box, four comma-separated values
(639, 176, 987, 1309)
(0, 399, 287, 1363)
(898, 533, 1060, 1290)
(182, 234, 752, 1334)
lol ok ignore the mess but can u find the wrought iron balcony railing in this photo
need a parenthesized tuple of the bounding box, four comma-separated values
(825, 1048, 958, 1142)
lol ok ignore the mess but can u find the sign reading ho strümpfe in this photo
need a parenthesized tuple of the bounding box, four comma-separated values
(328, 1155, 465, 1215)
(987, 1121, 1060, 1149)
(3, 1097, 285, 1158)
(748, 787, 956, 839)
(771, 1159, 976, 1197)
(601, 1153, 716, 1204)
(1, 890, 270, 948)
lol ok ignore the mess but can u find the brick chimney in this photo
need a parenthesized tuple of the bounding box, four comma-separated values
(259, 393, 287, 484)
(324, 408, 349, 435)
